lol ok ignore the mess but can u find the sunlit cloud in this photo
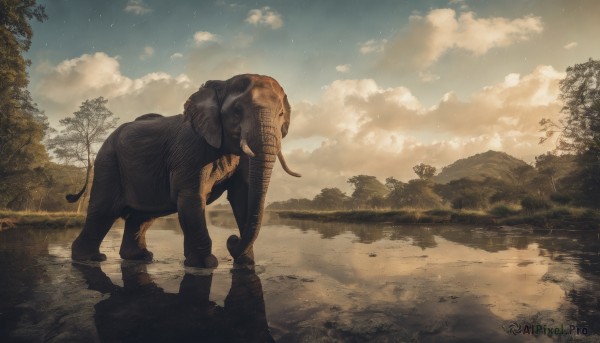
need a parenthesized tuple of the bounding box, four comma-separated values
(379, 8, 543, 70)
(336, 64, 351, 73)
(193, 31, 218, 46)
(124, 0, 151, 15)
(359, 39, 386, 54)
(34, 52, 194, 125)
(245, 7, 283, 29)
(563, 41, 578, 50)
(170, 52, 183, 60)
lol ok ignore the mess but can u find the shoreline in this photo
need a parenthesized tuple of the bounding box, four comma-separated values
(2, 208, 598, 231)
(270, 209, 600, 230)
(0, 211, 85, 230)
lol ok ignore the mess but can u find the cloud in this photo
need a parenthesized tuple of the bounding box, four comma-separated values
(170, 52, 183, 60)
(379, 8, 543, 70)
(336, 64, 351, 73)
(34, 52, 195, 125)
(124, 0, 152, 15)
(245, 7, 283, 29)
(193, 31, 218, 46)
(139, 46, 154, 60)
(359, 39, 386, 54)
(563, 41, 578, 49)
(270, 65, 564, 201)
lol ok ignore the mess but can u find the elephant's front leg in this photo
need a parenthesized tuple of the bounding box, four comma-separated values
(177, 193, 218, 268)
(227, 172, 254, 266)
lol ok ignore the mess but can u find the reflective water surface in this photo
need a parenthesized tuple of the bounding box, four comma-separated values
(1, 212, 599, 342)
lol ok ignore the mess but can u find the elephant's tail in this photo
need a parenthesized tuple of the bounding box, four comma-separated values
(66, 159, 92, 203)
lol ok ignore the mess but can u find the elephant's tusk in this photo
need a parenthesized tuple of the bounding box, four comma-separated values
(240, 138, 256, 158)
(277, 151, 301, 177)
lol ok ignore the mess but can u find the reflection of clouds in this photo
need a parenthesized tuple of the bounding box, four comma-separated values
(47, 219, 584, 338)
(350, 239, 569, 320)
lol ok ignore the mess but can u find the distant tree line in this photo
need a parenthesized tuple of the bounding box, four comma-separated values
(267, 153, 583, 212)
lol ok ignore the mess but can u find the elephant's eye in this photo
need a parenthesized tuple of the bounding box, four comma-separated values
(278, 111, 284, 117)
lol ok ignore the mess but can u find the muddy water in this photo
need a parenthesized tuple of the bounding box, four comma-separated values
(1, 212, 599, 342)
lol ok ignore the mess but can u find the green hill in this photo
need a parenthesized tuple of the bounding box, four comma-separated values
(433, 150, 530, 184)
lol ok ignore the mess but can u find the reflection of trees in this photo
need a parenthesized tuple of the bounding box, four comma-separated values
(73, 262, 273, 342)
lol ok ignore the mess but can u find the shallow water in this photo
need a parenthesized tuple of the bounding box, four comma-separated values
(1, 212, 599, 342)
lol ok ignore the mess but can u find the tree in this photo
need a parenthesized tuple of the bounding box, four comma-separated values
(413, 163, 436, 180)
(48, 97, 119, 212)
(540, 59, 600, 207)
(347, 175, 389, 209)
(541, 58, 600, 153)
(313, 187, 349, 210)
(0, 1, 48, 209)
(385, 177, 406, 209)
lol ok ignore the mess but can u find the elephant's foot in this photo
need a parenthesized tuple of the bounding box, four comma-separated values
(233, 254, 255, 269)
(72, 238, 107, 262)
(227, 235, 255, 268)
(120, 247, 154, 262)
(184, 253, 219, 268)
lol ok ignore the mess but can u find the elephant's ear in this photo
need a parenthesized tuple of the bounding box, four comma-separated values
(183, 81, 226, 149)
(281, 94, 291, 138)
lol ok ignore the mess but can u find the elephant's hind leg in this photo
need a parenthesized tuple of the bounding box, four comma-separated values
(120, 213, 155, 261)
(72, 213, 118, 261)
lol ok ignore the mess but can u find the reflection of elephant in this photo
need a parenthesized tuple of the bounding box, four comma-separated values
(70, 74, 300, 267)
(73, 262, 274, 342)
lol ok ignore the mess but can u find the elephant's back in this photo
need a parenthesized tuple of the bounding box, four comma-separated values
(113, 115, 182, 210)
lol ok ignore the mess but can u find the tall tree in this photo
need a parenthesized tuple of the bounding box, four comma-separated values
(48, 97, 119, 212)
(313, 187, 349, 210)
(347, 175, 388, 209)
(0, 0, 48, 209)
(540, 59, 600, 207)
(413, 163, 437, 180)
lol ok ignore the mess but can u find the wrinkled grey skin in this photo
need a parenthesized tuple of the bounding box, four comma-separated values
(70, 74, 298, 268)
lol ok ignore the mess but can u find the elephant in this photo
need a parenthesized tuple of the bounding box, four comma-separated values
(69, 74, 300, 268)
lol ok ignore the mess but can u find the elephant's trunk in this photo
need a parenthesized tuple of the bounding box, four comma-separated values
(227, 110, 279, 261)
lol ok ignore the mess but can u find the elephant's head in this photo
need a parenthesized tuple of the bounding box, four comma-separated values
(183, 74, 299, 262)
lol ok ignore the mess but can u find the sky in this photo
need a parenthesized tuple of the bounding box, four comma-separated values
(26, 0, 600, 202)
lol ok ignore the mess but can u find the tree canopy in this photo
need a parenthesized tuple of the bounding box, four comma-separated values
(0, 0, 47, 209)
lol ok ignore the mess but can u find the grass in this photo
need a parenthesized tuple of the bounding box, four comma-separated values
(272, 206, 600, 229)
(0, 210, 85, 230)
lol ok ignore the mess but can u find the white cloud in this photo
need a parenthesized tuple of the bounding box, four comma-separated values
(193, 31, 218, 46)
(359, 39, 386, 54)
(124, 0, 152, 15)
(245, 7, 283, 29)
(170, 52, 183, 60)
(139, 46, 154, 60)
(336, 64, 351, 73)
(563, 41, 578, 49)
(270, 65, 564, 201)
(380, 8, 543, 70)
(34, 52, 195, 126)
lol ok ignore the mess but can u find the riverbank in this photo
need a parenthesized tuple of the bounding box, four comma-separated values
(272, 208, 600, 230)
(0, 211, 85, 230)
